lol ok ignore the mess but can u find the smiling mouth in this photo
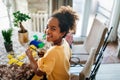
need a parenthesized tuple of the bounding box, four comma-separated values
(46, 34, 52, 38)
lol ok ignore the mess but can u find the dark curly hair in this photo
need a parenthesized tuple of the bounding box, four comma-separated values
(51, 6, 79, 37)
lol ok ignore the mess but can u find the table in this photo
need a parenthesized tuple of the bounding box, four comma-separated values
(0, 28, 51, 79)
(0, 28, 49, 65)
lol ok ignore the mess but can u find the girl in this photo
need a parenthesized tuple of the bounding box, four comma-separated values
(26, 6, 79, 80)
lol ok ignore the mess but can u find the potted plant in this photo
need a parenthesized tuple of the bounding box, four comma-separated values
(13, 11, 31, 45)
(2, 28, 13, 52)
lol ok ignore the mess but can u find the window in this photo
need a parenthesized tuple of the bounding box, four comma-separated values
(95, 0, 114, 26)
(73, 0, 84, 38)
(73, 0, 114, 42)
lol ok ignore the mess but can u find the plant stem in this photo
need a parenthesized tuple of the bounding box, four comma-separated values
(19, 22, 27, 33)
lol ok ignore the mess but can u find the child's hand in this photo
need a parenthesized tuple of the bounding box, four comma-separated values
(38, 49, 46, 57)
(26, 49, 33, 59)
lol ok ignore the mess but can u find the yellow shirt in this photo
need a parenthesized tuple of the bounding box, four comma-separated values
(37, 39, 72, 80)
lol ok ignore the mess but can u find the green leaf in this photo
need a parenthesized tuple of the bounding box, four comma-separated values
(13, 11, 31, 27)
(1, 28, 13, 44)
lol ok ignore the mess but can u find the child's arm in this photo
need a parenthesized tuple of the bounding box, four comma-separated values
(26, 49, 46, 76)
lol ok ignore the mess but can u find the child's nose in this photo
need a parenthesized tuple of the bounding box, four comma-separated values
(46, 28, 51, 34)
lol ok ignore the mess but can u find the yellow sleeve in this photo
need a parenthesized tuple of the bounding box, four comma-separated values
(32, 74, 43, 80)
(37, 48, 56, 75)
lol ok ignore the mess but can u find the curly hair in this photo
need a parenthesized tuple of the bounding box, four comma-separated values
(51, 6, 79, 37)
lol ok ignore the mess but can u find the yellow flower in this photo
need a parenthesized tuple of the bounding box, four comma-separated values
(7, 54, 14, 59)
(16, 61, 24, 66)
(8, 58, 18, 64)
(17, 53, 26, 60)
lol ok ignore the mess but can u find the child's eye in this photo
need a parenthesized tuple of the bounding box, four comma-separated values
(45, 26, 56, 31)
(51, 27, 56, 31)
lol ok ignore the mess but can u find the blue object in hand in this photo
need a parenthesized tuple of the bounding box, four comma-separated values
(30, 40, 45, 48)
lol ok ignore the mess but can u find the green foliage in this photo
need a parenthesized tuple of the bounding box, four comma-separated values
(2, 28, 13, 44)
(13, 11, 31, 27)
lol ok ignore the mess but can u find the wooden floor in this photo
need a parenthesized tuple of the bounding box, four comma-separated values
(72, 41, 120, 64)
(102, 42, 120, 64)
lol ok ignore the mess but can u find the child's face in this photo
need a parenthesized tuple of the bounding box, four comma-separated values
(45, 17, 64, 43)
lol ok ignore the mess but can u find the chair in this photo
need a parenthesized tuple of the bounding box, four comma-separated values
(79, 48, 96, 79)
(70, 48, 97, 80)
(71, 18, 108, 64)
(70, 27, 112, 80)
(88, 27, 113, 80)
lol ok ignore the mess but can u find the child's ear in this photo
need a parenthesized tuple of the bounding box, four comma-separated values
(61, 32, 66, 37)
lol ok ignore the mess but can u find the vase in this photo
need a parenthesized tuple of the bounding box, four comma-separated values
(18, 31, 29, 45)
